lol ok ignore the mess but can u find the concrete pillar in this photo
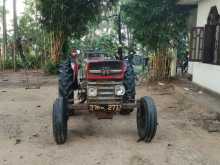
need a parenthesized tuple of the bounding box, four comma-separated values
(170, 49, 177, 77)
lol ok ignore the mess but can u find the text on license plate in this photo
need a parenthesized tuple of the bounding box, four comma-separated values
(89, 105, 121, 112)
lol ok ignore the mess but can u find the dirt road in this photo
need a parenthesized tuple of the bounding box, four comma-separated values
(0, 75, 220, 165)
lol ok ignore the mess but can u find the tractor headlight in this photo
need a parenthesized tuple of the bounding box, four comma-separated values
(115, 85, 125, 96)
(88, 87, 97, 97)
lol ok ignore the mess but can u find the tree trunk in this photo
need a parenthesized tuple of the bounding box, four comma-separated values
(13, 0, 17, 71)
(51, 32, 65, 63)
(2, 0, 7, 71)
(118, 11, 123, 60)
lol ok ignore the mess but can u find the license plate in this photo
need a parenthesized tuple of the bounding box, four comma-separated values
(89, 105, 121, 112)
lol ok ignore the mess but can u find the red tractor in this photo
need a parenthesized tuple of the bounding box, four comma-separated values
(52, 50, 157, 144)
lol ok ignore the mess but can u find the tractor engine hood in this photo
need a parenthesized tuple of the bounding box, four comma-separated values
(86, 60, 125, 81)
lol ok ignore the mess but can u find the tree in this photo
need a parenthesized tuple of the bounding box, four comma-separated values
(0, 5, 3, 48)
(121, 0, 188, 51)
(121, 0, 189, 80)
(18, 0, 50, 68)
(0, 5, 3, 23)
(0, 6, 2, 70)
(37, 0, 118, 63)
(2, 0, 7, 71)
(13, 0, 17, 71)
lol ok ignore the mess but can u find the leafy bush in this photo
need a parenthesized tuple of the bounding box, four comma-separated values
(25, 55, 41, 69)
(4, 58, 14, 69)
(4, 58, 24, 69)
(43, 60, 59, 75)
(3, 52, 42, 70)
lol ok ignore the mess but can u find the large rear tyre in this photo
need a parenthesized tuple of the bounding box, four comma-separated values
(59, 58, 74, 102)
(137, 96, 157, 143)
(59, 58, 77, 115)
(121, 62, 136, 115)
(53, 97, 68, 145)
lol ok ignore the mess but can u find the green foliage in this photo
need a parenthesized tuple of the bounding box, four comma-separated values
(37, 0, 118, 39)
(25, 54, 41, 69)
(4, 55, 41, 70)
(4, 58, 15, 69)
(36, 0, 118, 62)
(96, 34, 118, 55)
(0, 5, 2, 22)
(14, 0, 51, 70)
(43, 60, 59, 75)
(70, 34, 118, 56)
(19, 0, 50, 56)
(121, 0, 189, 51)
(4, 58, 24, 70)
(177, 35, 188, 60)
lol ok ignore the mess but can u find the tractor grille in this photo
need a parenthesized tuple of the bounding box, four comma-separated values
(87, 61, 124, 80)
(88, 69, 122, 76)
(87, 81, 123, 104)
(89, 61, 122, 70)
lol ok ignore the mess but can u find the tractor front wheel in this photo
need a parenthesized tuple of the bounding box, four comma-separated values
(52, 97, 68, 144)
(137, 96, 157, 142)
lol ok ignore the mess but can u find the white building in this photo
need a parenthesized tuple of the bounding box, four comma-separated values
(179, 0, 220, 94)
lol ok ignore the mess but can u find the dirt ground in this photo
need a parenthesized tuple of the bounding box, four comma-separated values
(0, 72, 220, 165)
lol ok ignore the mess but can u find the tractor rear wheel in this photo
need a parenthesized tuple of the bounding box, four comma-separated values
(52, 97, 68, 144)
(137, 96, 157, 142)
(59, 58, 74, 103)
(121, 62, 136, 115)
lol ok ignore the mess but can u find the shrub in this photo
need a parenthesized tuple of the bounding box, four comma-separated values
(43, 60, 59, 75)
(4, 58, 14, 69)
(3, 55, 41, 70)
(25, 55, 41, 69)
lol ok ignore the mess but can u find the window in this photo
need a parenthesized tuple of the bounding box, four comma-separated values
(190, 6, 220, 65)
(190, 27, 204, 61)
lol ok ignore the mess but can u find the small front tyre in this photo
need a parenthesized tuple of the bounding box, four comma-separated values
(52, 97, 68, 144)
(137, 96, 157, 142)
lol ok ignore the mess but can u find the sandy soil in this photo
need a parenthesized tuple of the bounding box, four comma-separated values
(0, 73, 220, 165)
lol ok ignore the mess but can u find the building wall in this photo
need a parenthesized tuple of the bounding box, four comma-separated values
(188, 61, 194, 74)
(187, 8, 198, 30)
(197, 0, 220, 26)
(178, 0, 198, 5)
(192, 62, 220, 94)
(187, 0, 220, 95)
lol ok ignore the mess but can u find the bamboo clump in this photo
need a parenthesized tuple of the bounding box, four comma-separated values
(148, 50, 172, 81)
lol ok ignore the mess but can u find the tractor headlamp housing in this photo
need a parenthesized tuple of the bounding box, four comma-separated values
(87, 87, 98, 97)
(115, 85, 125, 96)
